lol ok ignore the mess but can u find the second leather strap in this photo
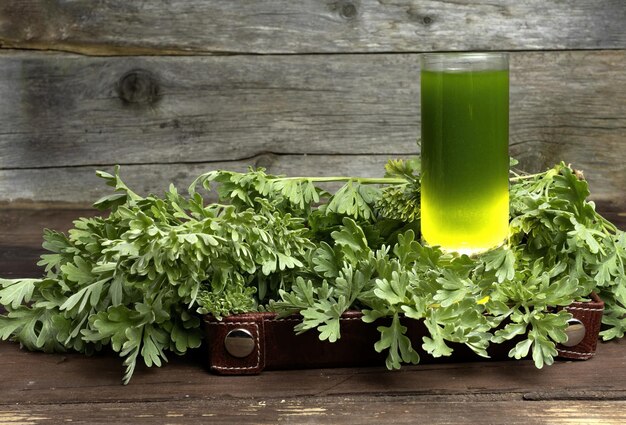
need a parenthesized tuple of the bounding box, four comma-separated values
(204, 294, 604, 375)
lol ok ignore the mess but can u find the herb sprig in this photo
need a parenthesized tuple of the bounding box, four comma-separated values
(0, 159, 624, 384)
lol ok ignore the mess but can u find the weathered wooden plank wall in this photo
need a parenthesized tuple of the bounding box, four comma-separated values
(1, 0, 625, 53)
(0, 0, 625, 276)
(0, 51, 624, 203)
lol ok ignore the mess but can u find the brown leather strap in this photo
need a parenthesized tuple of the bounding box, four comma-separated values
(204, 295, 604, 375)
(204, 313, 266, 375)
(556, 292, 604, 360)
(204, 310, 388, 375)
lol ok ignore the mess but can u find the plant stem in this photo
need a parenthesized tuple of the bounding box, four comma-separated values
(509, 173, 545, 182)
(274, 176, 408, 185)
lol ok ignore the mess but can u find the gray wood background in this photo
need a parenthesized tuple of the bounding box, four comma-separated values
(0, 1, 625, 231)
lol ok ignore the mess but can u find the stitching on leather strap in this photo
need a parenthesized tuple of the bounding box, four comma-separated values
(216, 321, 260, 326)
(273, 317, 364, 323)
(212, 322, 261, 370)
(558, 348, 596, 356)
(565, 307, 604, 312)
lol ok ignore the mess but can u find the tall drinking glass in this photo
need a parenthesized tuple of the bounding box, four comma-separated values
(420, 52, 509, 255)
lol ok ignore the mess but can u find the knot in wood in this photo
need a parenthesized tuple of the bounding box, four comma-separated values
(338, 1, 358, 20)
(254, 153, 277, 169)
(117, 69, 160, 105)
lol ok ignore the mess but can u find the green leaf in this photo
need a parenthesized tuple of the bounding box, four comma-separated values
(384, 158, 420, 181)
(422, 315, 453, 358)
(0, 279, 39, 309)
(530, 332, 558, 369)
(84, 308, 127, 350)
(0, 309, 32, 341)
(169, 320, 202, 353)
(61, 256, 95, 285)
(109, 275, 124, 306)
(93, 193, 128, 211)
(374, 271, 410, 306)
(271, 178, 320, 209)
(95, 166, 142, 204)
(330, 217, 370, 263)
(374, 314, 419, 369)
(334, 265, 370, 306)
(508, 338, 532, 360)
(0, 308, 64, 352)
(60, 278, 109, 312)
(482, 247, 516, 283)
(568, 222, 604, 255)
(312, 242, 341, 278)
(332, 217, 369, 251)
(393, 230, 420, 265)
(318, 314, 341, 343)
(433, 270, 472, 308)
(327, 181, 376, 220)
(492, 322, 527, 344)
(141, 325, 169, 368)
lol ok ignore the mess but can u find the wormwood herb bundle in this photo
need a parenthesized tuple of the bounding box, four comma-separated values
(1, 158, 624, 384)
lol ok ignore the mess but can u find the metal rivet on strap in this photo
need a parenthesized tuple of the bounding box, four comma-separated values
(224, 328, 255, 358)
(562, 318, 586, 347)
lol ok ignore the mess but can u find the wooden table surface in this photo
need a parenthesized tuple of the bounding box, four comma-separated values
(1, 340, 625, 424)
(1, 205, 625, 424)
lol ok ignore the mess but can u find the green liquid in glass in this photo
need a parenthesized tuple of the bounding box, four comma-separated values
(421, 69, 509, 255)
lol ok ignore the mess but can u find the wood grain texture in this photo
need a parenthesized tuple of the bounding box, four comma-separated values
(0, 340, 625, 404)
(2, 399, 626, 425)
(0, 50, 624, 205)
(0, 1, 625, 54)
(0, 340, 625, 425)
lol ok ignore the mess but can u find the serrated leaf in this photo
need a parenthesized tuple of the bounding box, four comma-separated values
(0, 279, 38, 309)
(60, 278, 109, 312)
(422, 315, 453, 358)
(509, 338, 532, 360)
(318, 316, 341, 343)
(531, 333, 557, 369)
(384, 158, 420, 181)
(170, 321, 202, 353)
(393, 230, 419, 265)
(594, 251, 620, 286)
(327, 181, 375, 220)
(141, 325, 168, 368)
(492, 322, 527, 343)
(482, 248, 516, 283)
(312, 242, 341, 278)
(433, 270, 472, 308)
(569, 222, 604, 255)
(93, 193, 128, 211)
(331, 217, 369, 251)
(374, 314, 419, 369)
(60, 256, 95, 285)
(374, 272, 408, 306)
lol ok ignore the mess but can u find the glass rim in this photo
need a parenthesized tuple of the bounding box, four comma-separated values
(420, 52, 509, 72)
